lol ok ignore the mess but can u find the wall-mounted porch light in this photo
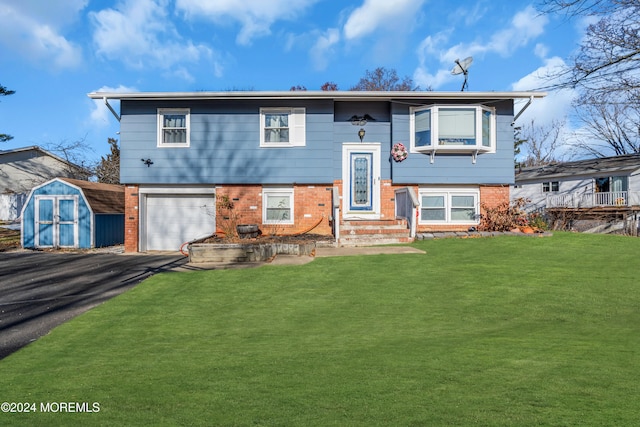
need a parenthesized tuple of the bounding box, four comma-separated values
(358, 128, 366, 142)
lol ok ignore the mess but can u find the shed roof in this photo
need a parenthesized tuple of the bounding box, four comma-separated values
(516, 154, 640, 182)
(58, 178, 124, 214)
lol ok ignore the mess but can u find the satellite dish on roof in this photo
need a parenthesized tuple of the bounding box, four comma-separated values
(451, 56, 473, 91)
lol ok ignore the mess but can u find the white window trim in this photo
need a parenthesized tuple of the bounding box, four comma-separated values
(542, 181, 559, 193)
(260, 107, 306, 147)
(262, 187, 295, 225)
(409, 105, 496, 156)
(157, 108, 190, 148)
(418, 187, 480, 225)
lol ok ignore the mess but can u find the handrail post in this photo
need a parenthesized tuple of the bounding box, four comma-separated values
(332, 187, 340, 243)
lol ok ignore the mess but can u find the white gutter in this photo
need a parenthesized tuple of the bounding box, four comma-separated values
(88, 90, 547, 102)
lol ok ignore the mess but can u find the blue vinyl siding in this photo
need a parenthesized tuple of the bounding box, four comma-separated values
(119, 97, 516, 187)
(390, 100, 516, 185)
(120, 100, 334, 184)
(332, 121, 391, 180)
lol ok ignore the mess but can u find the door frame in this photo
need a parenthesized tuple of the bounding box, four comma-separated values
(342, 143, 381, 220)
(34, 195, 79, 248)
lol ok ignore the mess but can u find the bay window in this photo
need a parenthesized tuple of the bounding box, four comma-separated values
(410, 105, 496, 160)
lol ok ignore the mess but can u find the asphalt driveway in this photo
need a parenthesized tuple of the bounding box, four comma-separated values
(0, 251, 188, 359)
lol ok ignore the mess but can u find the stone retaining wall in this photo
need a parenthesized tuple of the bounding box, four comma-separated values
(188, 242, 316, 263)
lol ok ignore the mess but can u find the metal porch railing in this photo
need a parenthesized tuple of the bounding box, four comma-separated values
(394, 187, 419, 237)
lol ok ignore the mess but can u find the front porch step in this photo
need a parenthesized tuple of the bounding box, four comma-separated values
(338, 219, 413, 246)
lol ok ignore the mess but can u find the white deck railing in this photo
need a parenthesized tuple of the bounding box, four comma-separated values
(547, 191, 634, 208)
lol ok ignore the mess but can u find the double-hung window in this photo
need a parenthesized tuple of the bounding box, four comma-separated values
(260, 108, 306, 147)
(157, 108, 190, 147)
(410, 105, 496, 155)
(419, 188, 479, 224)
(262, 187, 294, 224)
(542, 181, 559, 192)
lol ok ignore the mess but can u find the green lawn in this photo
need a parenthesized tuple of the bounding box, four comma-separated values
(1, 233, 639, 426)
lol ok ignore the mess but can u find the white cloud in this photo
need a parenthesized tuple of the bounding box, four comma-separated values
(310, 28, 340, 71)
(534, 43, 549, 59)
(90, 0, 217, 76)
(89, 85, 137, 127)
(413, 67, 454, 90)
(343, 0, 425, 40)
(511, 56, 577, 127)
(442, 6, 548, 63)
(176, 0, 318, 45)
(414, 5, 549, 90)
(0, 0, 85, 69)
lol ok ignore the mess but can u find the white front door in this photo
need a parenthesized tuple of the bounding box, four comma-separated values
(342, 143, 381, 219)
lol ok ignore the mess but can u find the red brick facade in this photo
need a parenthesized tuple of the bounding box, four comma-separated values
(124, 184, 335, 252)
(124, 185, 140, 253)
(415, 184, 510, 233)
(214, 184, 334, 236)
(123, 182, 510, 252)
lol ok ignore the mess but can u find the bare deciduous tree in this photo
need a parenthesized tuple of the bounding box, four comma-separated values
(96, 137, 120, 184)
(350, 67, 418, 91)
(0, 83, 15, 142)
(516, 119, 567, 167)
(321, 81, 339, 91)
(571, 93, 640, 156)
(44, 137, 93, 180)
(539, 1, 640, 157)
(540, 0, 640, 97)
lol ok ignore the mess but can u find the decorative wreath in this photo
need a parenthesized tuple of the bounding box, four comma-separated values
(391, 142, 408, 162)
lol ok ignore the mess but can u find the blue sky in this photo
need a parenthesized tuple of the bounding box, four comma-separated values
(0, 0, 584, 163)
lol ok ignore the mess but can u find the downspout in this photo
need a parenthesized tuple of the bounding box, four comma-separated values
(512, 96, 533, 125)
(104, 97, 121, 122)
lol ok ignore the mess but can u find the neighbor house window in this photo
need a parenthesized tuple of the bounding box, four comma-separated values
(260, 108, 306, 147)
(419, 188, 479, 224)
(410, 105, 496, 153)
(263, 187, 294, 224)
(542, 181, 559, 192)
(157, 109, 190, 147)
(595, 176, 628, 193)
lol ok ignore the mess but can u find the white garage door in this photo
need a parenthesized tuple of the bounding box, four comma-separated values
(145, 195, 216, 251)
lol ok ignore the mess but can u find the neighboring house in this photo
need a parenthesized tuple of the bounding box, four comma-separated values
(89, 90, 545, 252)
(512, 154, 640, 218)
(0, 146, 87, 221)
(21, 178, 124, 249)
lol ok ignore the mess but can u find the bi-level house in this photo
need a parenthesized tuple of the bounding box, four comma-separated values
(89, 91, 545, 252)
